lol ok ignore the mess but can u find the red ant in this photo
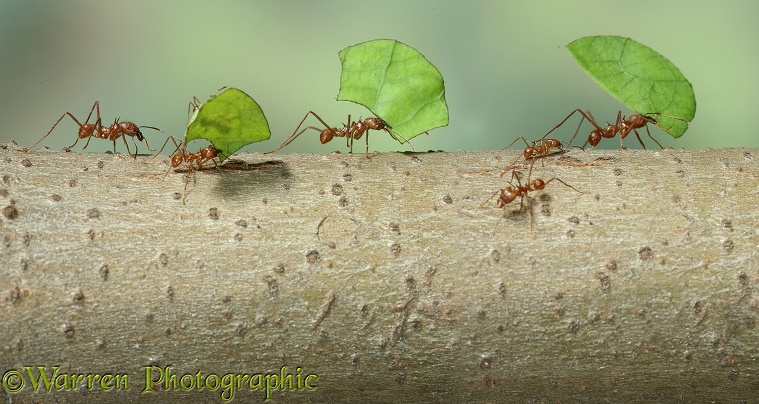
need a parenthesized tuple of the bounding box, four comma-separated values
(153, 135, 223, 203)
(544, 109, 690, 150)
(22, 101, 159, 157)
(266, 111, 414, 159)
(483, 160, 583, 230)
(499, 136, 569, 175)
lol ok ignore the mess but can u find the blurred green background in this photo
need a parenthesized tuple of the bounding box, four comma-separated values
(1, 0, 756, 154)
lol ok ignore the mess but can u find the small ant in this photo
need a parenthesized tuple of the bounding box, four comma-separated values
(266, 111, 414, 159)
(153, 135, 223, 203)
(544, 109, 690, 150)
(499, 136, 569, 175)
(22, 101, 159, 157)
(483, 160, 583, 230)
(187, 86, 227, 121)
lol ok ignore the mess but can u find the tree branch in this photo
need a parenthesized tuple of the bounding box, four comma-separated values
(1, 144, 757, 402)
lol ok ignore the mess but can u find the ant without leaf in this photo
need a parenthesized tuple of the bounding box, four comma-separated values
(483, 160, 583, 230)
(22, 101, 160, 157)
(499, 136, 569, 175)
(544, 109, 690, 150)
(153, 135, 223, 203)
(266, 111, 414, 158)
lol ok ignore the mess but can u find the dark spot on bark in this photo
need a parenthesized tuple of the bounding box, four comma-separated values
(2, 204, 18, 219)
(390, 242, 401, 257)
(480, 355, 493, 369)
(72, 289, 85, 305)
(264, 275, 279, 295)
(595, 271, 611, 291)
(638, 246, 653, 261)
(306, 250, 321, 264)
(86, 208, 100, 219)
(331, 183, 343, 196)
(491, 249, 500, 263)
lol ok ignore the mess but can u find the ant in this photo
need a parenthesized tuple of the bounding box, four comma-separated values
(483, 160, 583, 230)
(187, 86, 227, 121)
(22, 101, 160, 158)
(266, 111, 414, 159)
(153, 135, 223, 203)
(544, 109, 690, 150)
(499, 136, 569, 175)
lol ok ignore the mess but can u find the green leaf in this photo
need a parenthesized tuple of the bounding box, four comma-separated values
(337, 39, 448, 143)
(566, 36, 695, 138)
(185, 87, 271, 162)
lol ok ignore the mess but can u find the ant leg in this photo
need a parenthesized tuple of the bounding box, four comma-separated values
(480, 189, 502, 208)
(527, 196, 535, 232)
(121, 135, 136, 158)
(364, 131, 371, 159)
(643, 126, 664, 149)
(24, 112, 84, 152)
(76, 102, 102, 151)
(151, 135, 182, 160)
(188, 96, 202, 121)
(525, 158, 536, 185)
(544, 109, 591, 147)
(499, 135, 531, 152)
(632, 130, 646, 150)
(266, 111, 331, 154)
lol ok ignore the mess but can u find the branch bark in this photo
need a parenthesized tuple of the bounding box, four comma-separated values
(1, 144, 758, 402)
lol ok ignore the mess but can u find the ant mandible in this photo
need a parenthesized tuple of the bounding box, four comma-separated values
(153, 135, 223, 203)
(543, 109, 690, 150)
(22, 101, 159, 158)
(483, 160, 583, 230)
(266, 111, 414, 159)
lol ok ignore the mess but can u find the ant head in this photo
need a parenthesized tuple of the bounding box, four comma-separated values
(171, 153, 184, 168)
(119, 122, 144, 141)
(366, 117, 390, 131)
(523, 146, 536, 159)
(531, 179, 546, 190)
(201, 145, 219, 159)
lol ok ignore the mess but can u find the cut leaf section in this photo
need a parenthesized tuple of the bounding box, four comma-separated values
(566, 35, 695, 138)
(185, 87, 271, 161)
(337, 39, 448, 143)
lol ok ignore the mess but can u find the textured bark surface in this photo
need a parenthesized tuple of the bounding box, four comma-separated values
(1, 143, 758, 402)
